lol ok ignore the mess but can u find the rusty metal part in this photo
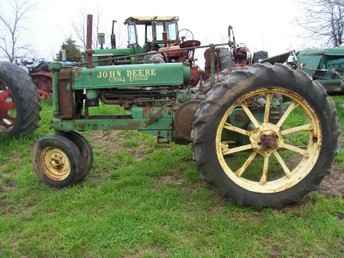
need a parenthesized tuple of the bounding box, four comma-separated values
(86, 14, 94, 68)
(204, 47, 222, 80)
(174, 100, 200, 143)
(58, 69, 75, 119)
(159, 45, 187, 62)
(31, 71, 52, 100)
(0, 79, 16, 131)
(260, 131, 279, 151)
(190, 66, 201, 86)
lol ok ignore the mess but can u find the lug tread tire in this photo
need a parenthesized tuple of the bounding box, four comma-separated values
(0, 62, 40, 137)
(192, 64, 340, 208)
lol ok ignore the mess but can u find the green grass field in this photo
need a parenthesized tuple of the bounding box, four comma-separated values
(0, 98, 344, 258)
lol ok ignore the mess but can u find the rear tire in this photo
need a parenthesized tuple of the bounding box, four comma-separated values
(0, 62, 40, 137)
(192, 63, 340, 208)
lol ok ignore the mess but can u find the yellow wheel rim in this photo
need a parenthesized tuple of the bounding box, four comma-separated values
(41, 147, 71, 181)
(215, 87, 322, 194)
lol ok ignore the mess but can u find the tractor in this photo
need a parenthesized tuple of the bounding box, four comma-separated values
(263, 47, 344, 95)
(29, 15, 339, 208)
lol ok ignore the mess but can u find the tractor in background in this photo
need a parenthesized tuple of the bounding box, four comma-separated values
(16, 58, 52, 101)
(27, 15, 338, 208)
(263, 47, 344, 95)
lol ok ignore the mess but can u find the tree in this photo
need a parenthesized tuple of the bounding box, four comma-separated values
(299, 0, 344, 47)
(59, 38, 82, 62)
(0, 0, 33, 62)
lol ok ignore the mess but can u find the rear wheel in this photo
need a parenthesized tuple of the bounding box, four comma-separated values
(33, 135, 82, 188)
(192, 64, 339, 208)
(0, 62, 40, 137)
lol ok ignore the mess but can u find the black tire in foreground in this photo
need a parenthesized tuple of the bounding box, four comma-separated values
(0, 62, 40, 137)
(192, 63, 340, 208)
(56, 131, 93, 183)
(33, 135, 82, 188)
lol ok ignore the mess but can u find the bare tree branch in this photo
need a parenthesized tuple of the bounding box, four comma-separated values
(0, 0, 34, 62)
(298, 0, 344, 47)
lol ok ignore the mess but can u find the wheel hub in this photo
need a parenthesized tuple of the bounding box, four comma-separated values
(42, 148, 71, 181)
(249, 124, 281, 154)
(259, 131, 279, 151)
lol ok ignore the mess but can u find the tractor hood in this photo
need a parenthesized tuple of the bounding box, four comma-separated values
(72, 63, 191, 90)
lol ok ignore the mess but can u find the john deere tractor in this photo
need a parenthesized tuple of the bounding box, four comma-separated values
(29, 15, 339, 208)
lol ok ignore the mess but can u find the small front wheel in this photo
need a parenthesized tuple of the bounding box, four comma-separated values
(33, 135, 82, 188)
(56, 131, 93, 183)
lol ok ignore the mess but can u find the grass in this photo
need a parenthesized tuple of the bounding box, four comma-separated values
(0, 99, 344, 258)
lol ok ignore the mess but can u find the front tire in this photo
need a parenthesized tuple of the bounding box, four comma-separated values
(192, 64, 339, 208)
(56, 131, 93, 183)
(33, 135, 82, 188)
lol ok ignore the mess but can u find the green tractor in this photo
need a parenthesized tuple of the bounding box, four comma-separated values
(263, 47, 344, 95)
(29, 15, 339, 208)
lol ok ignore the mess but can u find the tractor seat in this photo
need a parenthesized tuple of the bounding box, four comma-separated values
(180, 40, 201, 49)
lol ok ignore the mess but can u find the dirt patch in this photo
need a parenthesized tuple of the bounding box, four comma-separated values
(319, 165, 344, 197)
(156, 170, 185, 187)
(127, 145, 153, 161)
(124, 247, 168, 258)
(285, 156, 344, 198)
(0, 175, 17, 193)
(87, 130, 123, 152)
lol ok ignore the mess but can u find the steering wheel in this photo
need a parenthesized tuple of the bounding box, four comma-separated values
(179, 28, 194, 42)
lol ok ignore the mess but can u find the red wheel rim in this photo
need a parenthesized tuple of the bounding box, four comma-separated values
(0, 79, 17, 132)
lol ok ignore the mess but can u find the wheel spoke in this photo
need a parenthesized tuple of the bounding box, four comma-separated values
(273, 151, 291, 178)
(224, 123, 250, 136)
(281, 124, 313, 136)
(241, 104, 260, 128)
(264, 94, 272, 123)
(260, 154, 270, 185)
(277, 102, 298, 128)
(235, 152, 257, 177)
(223, 144, 253, 156)
(280, 143, 309, 157)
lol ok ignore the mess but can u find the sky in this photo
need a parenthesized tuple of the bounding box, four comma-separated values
(0, 0, 313, 61)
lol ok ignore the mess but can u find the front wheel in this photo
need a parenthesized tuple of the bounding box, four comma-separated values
(192, 64, 340, 208)
(33, 135, 82, 188)
(56, 131, 93, 183)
